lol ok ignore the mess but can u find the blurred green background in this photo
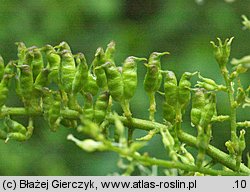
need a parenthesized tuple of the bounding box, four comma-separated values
(0, 0, 249, 175)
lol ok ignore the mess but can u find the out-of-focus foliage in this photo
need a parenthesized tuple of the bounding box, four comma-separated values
(0, 0, 249, 175)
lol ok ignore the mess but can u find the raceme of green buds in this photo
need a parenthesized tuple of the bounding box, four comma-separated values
(210, 37, 234, 68)
(0, 39, 250, 176)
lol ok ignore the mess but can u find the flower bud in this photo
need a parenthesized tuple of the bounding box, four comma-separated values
(210, 37, 234, 67)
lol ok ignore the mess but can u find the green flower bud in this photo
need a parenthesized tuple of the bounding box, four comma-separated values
(68, 134, 106, 152)
(15, 42, 27, 66)
(148, 52, 169, 69)
(82, 93, 94, 121)
(105, 41, 116, 62)
(191, 89, 206, 127)
(178, 72, 196, 113)
(55, 41, 72, 52)
(31, 47, 44, 79)
(210, 37, 234, 67)
(4, 117, 27, 134)
(242, 15, 250, 30)
(122, 56, 146, 101)
(199, 92, 216, 128)
(231, 55, 250, 68)
(94, 91, 110, 125)
(5, 132, 27, 143)
(59, 50, 76, 93)
(92, 47, 108, 89)
(163, 70, 178, 106)
(163, 102, 176, 125)
(102, 61, 123, 102)
(85, 73, 99, 96)
(33, 68, 50, 91)
(42, 45, 61, 83)
(72, 53, 88, 94)
(18, 65, 34, 106)
(0, 74, 12, 108)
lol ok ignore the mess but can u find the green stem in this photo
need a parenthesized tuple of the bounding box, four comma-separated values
(104, 141, 248, 176)
(148, 92, 156, 121)
(220, 66, 237, 142)
(1, 106, 250, 174)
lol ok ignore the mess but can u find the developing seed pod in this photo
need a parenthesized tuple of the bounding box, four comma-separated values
(0, 74, 13, 108)
(4, 117, 27, 134)
(48, 93, 61, 132)
(59, 50, 76, 93)
(178, 72, 196, 113)
(5, 132, 27, 142)
(68, 93, 82, 112)
(122, 56, 146, 100)
(94, 91, 110, 124)
(199, 93, 216, 128)
(0, 55, 4, 81)
(163, 102, 176, 124)
(42, 44, 61, 83)
(31, 47, 44, 79)
(24, 47, 35, 67)
(191, 89, 206, 127)
(82, 92, 94, 121)
(72, 53, 88, 94)
(4, 61, 15, 76)
(42, 90, 61, 131)
(92, 47, 108, 89)
(102, 61, 123, 102)
(144, 65, 160, 93)
(33, 68, 50, 91)
(55, 41, 72, 52)
(144, 52, 169, 93)
(19, 65, 33, 99)
(148, 52, 169, 68)
(105, 41, 116, 62)
(15, 42, 27, 66)
(163, 70, 178, 106)
(84, 73, 99, 96)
